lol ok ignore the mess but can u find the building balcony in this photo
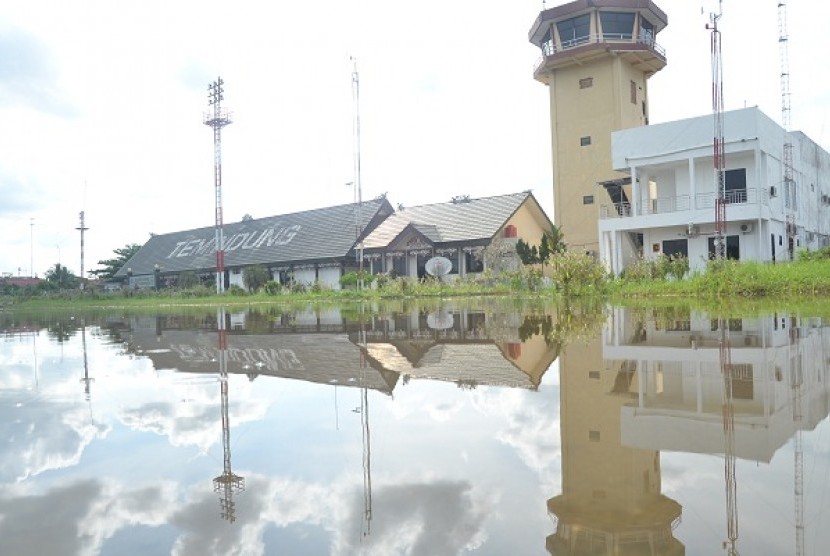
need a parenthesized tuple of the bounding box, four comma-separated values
(600, 187, 764, 219)
(534, 33, 666, 77)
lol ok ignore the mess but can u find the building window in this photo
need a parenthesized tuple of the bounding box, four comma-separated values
(589, 371, 600, 379)
(580, 136, 591, 146)
(640, 17, 655, 44)
(583, 195, 594, 205)
(579, 77, 593, 89)
(662, 238, 689, 258)
(724, 168, 747, 203)
(630, 80, 637, 104)
(556, 14, 591, 48)
(708, 235, 740, 260)
(600, 11, 635, 39)
(588, 430, 601, 442)
(465, 251, 484, 273)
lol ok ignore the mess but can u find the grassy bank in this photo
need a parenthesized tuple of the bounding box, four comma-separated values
(610, 258, 830, 299)
(5, 255, 830, 312)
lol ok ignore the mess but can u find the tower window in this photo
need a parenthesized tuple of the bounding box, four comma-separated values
(556, 14, 590, 48)
(579, 77, 593, 89)
(583, 195, 594, 205)
(580, 136, 591, 146)
(630, 80, 637, 104)
(600, 11, 635, 40)
(640, 17, 655, 44)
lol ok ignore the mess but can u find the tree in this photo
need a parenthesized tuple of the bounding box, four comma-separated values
(516, 226, 567, 267)
(89, 243, 141, 280)
(45, 264, 79, 290)
(243, 264, 270, 292)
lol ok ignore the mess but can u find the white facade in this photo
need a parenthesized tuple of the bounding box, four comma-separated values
(600, 107, 830, 273)
(604, 308, 830, 462)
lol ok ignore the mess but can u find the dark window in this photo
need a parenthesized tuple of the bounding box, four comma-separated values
(579, 77, 593, 89)
(580, 136, 591, 146)
(724, 168, 747, 203)
(600, 11, 635, 39)
(588, 430, 601, 442)
(630, 80, 637, 104)
(640, 17, 655, 43)
(583, 195, 594, 205)
(465, 251, 484, 273)
(392, 255, 407, 277)
(662, 238, 688, 258)
(557, 14, 591, 47)
(589, 371, 600, 379)
(708, 235, 740, 260)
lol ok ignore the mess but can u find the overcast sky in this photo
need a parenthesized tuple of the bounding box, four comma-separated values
(1, 0, 828, 278)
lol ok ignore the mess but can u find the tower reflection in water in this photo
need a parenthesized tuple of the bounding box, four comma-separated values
(548, 313, 683, 555)
(549, 307, 830, 555)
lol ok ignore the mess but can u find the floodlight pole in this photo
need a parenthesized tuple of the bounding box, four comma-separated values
(204, 78, 232, 294)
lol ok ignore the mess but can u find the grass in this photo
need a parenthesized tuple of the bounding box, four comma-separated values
(6, 257, 830, 314)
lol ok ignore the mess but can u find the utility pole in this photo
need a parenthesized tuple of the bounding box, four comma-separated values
(29, 218, 34, 278)
(204, 78, 232, 294)
(351, 58, 364, 289)
(76, 211, 89, 289)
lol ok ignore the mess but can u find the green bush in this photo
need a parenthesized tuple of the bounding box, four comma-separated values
(549, 251, 607, 294)
(263, 280, 282, 295)
(227, 284, 247, 296)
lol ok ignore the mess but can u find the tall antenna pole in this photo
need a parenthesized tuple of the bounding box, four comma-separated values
(707, 1, 727, 260)
(75, 211, 89, 289)
(779, 1, 797, 260)
(779, 3, 804, 553)
(29, 218, 34, 278)
(204, 77, 232, 294)
(351, 58, 365, 289)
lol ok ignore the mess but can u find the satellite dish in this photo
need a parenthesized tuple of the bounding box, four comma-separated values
(425, 256, 452, 277)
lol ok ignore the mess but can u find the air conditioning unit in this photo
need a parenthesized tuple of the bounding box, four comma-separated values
(739, 222, 753, 234)
(685, 223, 699, 237)
(769, 186, 777, 197)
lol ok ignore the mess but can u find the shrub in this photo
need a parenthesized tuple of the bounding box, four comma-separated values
(227, 284, 247, 296)
(263, 280, 282, 295)
(549, 251, 607, 294)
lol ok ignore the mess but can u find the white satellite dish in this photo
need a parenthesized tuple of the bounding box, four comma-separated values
(424, 256, 452, 278)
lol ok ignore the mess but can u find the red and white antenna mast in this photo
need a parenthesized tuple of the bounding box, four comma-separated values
(204, 77, 232, 294)
(707, 2, 727, 260)
(779, 1, 797, 260)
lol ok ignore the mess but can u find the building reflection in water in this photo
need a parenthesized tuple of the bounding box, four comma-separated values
(548, 308, 830, 555)
(108, 304, 564, 531)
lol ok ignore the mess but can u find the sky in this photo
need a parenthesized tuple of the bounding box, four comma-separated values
(1, 0, 828, 278)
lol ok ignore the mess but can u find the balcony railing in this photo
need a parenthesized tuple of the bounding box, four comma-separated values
(600, 187, 761, 219)
(536, 33, 666, 70)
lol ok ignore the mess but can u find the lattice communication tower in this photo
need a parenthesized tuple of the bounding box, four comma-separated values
(204, 78, 232, 294)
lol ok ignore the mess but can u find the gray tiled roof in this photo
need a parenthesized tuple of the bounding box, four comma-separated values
(362, 192, 535, 249)
(115, 198, 393, 276)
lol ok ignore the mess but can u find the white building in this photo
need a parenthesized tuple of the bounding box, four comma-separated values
(599, 107, 830, 274)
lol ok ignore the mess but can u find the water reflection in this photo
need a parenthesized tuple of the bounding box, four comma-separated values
(1, 304, 829, 554)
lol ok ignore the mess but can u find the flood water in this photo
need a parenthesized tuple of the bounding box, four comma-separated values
(1, 300, 829, 555)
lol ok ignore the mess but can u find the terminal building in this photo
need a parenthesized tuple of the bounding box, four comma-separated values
(116, 191, 553, 290)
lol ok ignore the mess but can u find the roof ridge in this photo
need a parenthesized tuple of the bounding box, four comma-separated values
(401, 191, 529, 211)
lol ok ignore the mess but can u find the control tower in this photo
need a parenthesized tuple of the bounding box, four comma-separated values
(529, 1, 668, 254)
